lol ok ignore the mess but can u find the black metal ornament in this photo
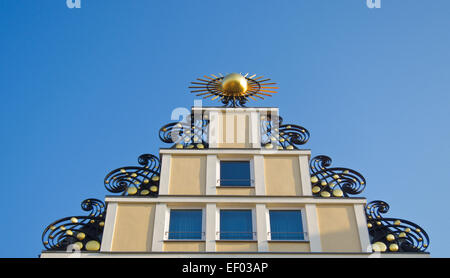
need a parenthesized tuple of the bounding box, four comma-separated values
(42, 199, 105, 251)
(104, 154, 161, 196)
(309, 155, 366, 197)
(159, 113, 209, 149)
(260, 115, 310, 149)
(366, 200, 429, 252)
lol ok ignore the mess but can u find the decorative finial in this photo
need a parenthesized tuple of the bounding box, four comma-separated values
(189, 72, 279, 107)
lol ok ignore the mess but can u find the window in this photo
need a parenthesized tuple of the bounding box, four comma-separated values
(168, 209, 203, 240)
(220, 161, 251, 186)
(219, 210, 253, 240)
(269, 210, 305, 240)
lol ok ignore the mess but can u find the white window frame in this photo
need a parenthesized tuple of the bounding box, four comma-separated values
(217, 157, 255, 188)
(164, 207, 206, 241)
(266, 207, 309, 242)
(216, 207, 257, 241)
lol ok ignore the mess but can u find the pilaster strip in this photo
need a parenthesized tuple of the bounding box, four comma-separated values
(354, 203, 372, 252)
(206, 155, 218, 195)
(254, 155, 266, 195)
(305, 204, 322, 252)
(256, 204, 269, 252)
(205, 203, 217, 252)
(159, 154, 171, 195)
(100, 202, 118, 252)
(151, 203, 167, 252)
(299, 155, 312, 196)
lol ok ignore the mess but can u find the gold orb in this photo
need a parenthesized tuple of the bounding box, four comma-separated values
(221, 73, 248, 96)
(73, 242, 83, 250)
(332, 188, 343, 197)
(127, 187, 138, 195)
(76, 232, 86, 240)
(151, 176, 160, 182)
(197, 143, 205, 149)
(265, 143, 273, 149)
(398, 232, 406, 238)
(175, 144, 184, 149)
(321, 180, 327, 186)
(286, 145, 294, 150)
(140, 189, 150, 196)
(312, 186, 321, 194)
(320, 191, 331, 198)
(150, 185, 158, 192)
(372, 242, 387, 252)
(311, 176, 319, 183)
(367, 223, 373, 228)
(386, 234, 395, 241)
(394, 220, 401, 225)
(85, 240, 100, 251)
(70, 217, 78, 224)
(389, 243, 399, 252)
(99, 221, 105, 227)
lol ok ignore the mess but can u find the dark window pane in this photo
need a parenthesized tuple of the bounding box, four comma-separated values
(220, 161, 251, 186)
(220, 210, 253, 240)
(269, 211, 304, 240)
(168, 210, 202, 240)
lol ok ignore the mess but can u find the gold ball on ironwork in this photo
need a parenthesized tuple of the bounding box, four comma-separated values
(389, 243, 399, 252)
(85, 240, 100, 251)
(127, 187, 137, 195)
(386, 234, 395, 241)
(372, 242, 387, 252)
(320, 191, 331, 198)
(77, 232, 86, 240)
(332, 188, 343, 197)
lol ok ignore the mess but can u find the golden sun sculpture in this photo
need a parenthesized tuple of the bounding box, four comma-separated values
(189, 73, 279, 107)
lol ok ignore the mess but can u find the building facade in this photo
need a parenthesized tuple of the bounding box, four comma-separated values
(41, 73, 430, 258)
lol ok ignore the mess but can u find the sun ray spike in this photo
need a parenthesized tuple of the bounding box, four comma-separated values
(259, 89, 278, 93)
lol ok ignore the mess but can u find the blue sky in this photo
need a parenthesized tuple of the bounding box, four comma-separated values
(0, 0, 449, 257)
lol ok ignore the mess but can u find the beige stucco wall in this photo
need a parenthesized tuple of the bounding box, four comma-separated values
(316, 205, 361, 252)
(216, 242, 258, 252)
(218, 112, 251, 148)
(216, 187, 255, 195)
(264, 156, 302, 196)
(169, 155, 206, 195)
(111, 203, 155, 252)
(163, 242, 205, 252)
(268, 242, 310, 252)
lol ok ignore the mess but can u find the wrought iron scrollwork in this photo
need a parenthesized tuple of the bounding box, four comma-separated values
(309, 155, 366, 197)
(260, 115, 310, 150)
(159, 113, 209, 149)
(221, 96, 248, 107)
(42, 199, 105, 251)
(366, 200, 429, 253)
(104, 154, 160, 196)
